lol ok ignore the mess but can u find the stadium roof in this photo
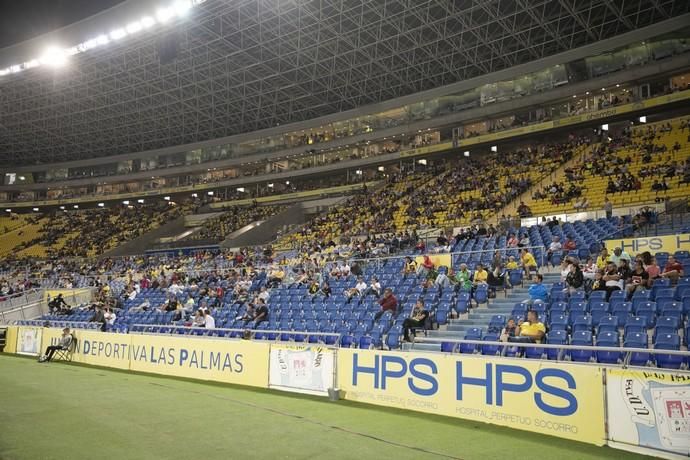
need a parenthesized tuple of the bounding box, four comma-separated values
(1, 0, 689, 166)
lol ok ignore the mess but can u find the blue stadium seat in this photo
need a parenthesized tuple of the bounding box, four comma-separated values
(623, 332, 649, 367)
(654, 333, 682, 369)
(596, 331, 621, 364)
(545, 330, 567, 360)
(569, 331, 593, 362)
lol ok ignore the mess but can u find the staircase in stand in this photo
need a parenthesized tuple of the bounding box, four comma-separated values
(406, 271, 562, 353)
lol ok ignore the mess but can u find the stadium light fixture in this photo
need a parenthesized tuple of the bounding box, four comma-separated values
(236, 187, 245, 192)
(141, 16, 156, 28)
(191, 193, 198, 197)
(123, 200, 130, 205)
(126, 21, 143, 34)
(377, 166, 385, 172)
(39, 47, 67, 67)
(163, 196, 171, 201)
(639, 116, 647, 123)
(109, 28, 127, 41)
(207, 191, 214, 196)
(73, 205, 79, 209)
(156, 7, 174, 22)
(491, 145, 498, 152)
(33, 207, 39, 212)
(417, 159, 427, 165)
(285, 181, 290, 185)
(601, 124, 609, 131)
(59, 206, 65, 210)
(98, 203, 105, 207)
(355, 170, 362, 175)
(463, 151, 470, 157)
(4, 209, 11, 213)
(267, 183, 274, 188)
(173, 0, 193, 17)
(18, 176, 25, 180)
(137, 199, 145, 204)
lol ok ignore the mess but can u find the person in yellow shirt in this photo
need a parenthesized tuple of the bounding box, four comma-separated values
(508, 310, 546, 344)
(505, 256, 519, 270)
(596, 248, 610, 270)
(473, 264, 488, 285)
(521, 249, 538, 277)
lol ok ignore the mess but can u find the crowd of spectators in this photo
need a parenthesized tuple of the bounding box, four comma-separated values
(190, 204, 286, 242)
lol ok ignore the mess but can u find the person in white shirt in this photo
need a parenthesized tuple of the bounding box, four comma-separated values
(344, 276, 367, 300)
(104, 308, 117, 326)
(127, 289, 138, 301)
(169, 282, 184, 297)
(203, 310, 216, 329)
(184, 295, 195, 313)
(257, 286, 270, 303)
(363, 276, 382, 297)
(582, 257, 597, 280)
(546, 236, 562, 265)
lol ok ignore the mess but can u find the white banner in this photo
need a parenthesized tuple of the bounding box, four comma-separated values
(17, 327, 42, 356)
(607, 368, 690, 457)
(269, 345, 335, 396)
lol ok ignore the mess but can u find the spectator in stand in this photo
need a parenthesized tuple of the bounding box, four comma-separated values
(308, 279, 320, 297)
(596, 248, 610, 270)
(203, 309, 216, 329)
(507, 233, 519, 248)
(89, 305, 107, 332)
(603, 262, 623, 301)
(508, 310, 545, 344)
(452, 264, 473, 291)
(626, 259, 650, 296)
(402, 299, 430, 342)
(603, 197, 613, 219)
(546, 236, 562, 265)
(267, 266, 285, 287)
(644, 255, 661, 282)
(344, 276, 368, 301)
(253, 299, 269, 325)
(104, 307, 117, 326)
(505, 256, 519, 270)
(403, 256, 417, 275)
(521, 249, 538, 277)
(320, 281, 332, 298)
(416, 255, 434, 277)
(564, 260, 584, 294)
(661, 256, 684, 284)
(375, 288, 398, 321)
(500, 318, 518, 342)
(527, 274, 548, 303)
(609, 247, 632, 266)
(582, 257, 598, 280)
(363, 276, 382, 297)
(563, 236, 577, 251)
(591, 269, 607, 295)
(192, 310, 205, 327)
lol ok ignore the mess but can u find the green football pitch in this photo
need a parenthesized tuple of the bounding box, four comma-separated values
(0, 354, 651, 460)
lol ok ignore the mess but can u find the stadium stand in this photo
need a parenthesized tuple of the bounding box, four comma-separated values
(527, 116, 690, 216)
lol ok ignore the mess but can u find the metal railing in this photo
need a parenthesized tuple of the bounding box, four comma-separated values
(126, 324, 343, 346)
(412, 336, 690, 368)
(13, 320, 99, 330)
(0, 289, 43, 312)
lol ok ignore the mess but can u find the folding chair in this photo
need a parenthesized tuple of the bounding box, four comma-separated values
(53, 333, 77, 362)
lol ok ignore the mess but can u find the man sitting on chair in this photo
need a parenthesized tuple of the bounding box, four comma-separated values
(38, 328, 73, 363)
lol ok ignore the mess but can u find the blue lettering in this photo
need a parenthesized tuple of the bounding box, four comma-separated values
(495, 365, 532, 406)
(167, 348, 175, 365)
(83, 340, 90, 355)
(352, 353, 379, 388)
(535, 369, 578, 416)
(234, 354, 243, 373)
(179, 349, 188, 366)
(200, 351, 208, 370)
(157, 348, 167, 364)
(97, 341, 104, 355)
(456, 361, 493, 404)
(408, 358, 438, 396)
(380, 356, 406, 390)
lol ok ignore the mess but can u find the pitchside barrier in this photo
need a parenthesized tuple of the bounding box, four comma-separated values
(3, 325, 689, 458)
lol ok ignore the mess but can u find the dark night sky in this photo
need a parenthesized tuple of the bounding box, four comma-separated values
(0, 0, 125, 48)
